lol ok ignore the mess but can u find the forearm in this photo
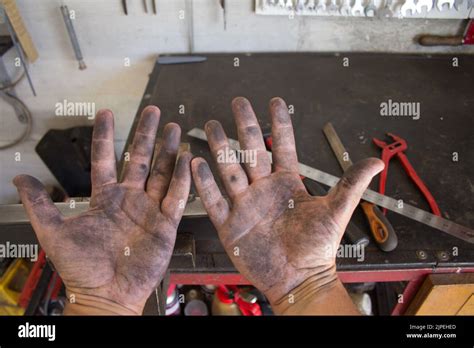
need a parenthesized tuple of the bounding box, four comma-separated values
(270, 268, 360, 315)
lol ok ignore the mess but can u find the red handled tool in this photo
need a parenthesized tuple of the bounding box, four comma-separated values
(373, 133, 441, 217)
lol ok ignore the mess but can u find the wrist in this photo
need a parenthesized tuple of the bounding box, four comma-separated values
(63, 290, 143, 315)
(269, 264, 340, 315)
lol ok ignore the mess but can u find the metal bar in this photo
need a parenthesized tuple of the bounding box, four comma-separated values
(60, 5, 86, 70)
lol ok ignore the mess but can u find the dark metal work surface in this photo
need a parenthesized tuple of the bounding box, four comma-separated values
(124, 53, 473, 274)
(1, 53, 472, 284)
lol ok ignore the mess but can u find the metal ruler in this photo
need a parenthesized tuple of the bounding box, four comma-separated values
(188, 128, 474, 244)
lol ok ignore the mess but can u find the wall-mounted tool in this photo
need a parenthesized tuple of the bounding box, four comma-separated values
(122, 0, 156, 15)
(122, 0, 128, 15)
(437, 0, 455, 11)
(60, 5, 86, 70)
(157, 55, 207, 65)
(323, 123, 398, 252)
(186, 0, 194, 53)
(351, 0, 365, 16)
(378, 0, 394, 17)
(415, 0, 434, 13)
(372, 133, 441, 217)
(340, 0, 352, 15)
(401, 0, 417, 16)
(418, 19, 474, 46)
(1, 7, 36, 96)
(219, 0, 227, 30)
(187, 128, 474, 245)
(364, 0, 378, 17)
(1, 0, 38, 62)
(1, 2, 37, 96)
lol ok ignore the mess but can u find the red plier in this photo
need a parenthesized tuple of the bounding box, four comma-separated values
(373, 133, 441, 217)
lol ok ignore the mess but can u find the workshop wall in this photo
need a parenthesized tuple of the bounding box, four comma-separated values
(0, 0, 472, 203)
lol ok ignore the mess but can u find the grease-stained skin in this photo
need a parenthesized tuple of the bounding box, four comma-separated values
(14, 106, 191, 314)
(191, 97, 384, 304)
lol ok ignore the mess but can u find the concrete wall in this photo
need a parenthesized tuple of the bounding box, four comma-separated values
(0, 0, 472, 203)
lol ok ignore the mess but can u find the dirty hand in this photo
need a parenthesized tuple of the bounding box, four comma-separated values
(14, 107, 191, 315)
(192, 97, 383, 314)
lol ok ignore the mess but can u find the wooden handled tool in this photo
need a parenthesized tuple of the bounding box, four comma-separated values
(418, 35, 463, 46)
(418, 20, 474, 46)
(323, 123, 398, 252)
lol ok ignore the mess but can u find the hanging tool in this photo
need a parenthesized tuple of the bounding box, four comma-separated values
(373, 133, 441, 217)
(296, 0, 306, 12)
(143, 0, 148, 13)
(122, 0, 128, 15)
(2, 6, 36, 96)
(157, 55, 207, 65)
(186, 0, 194, 53)
(364, 0, 378, 17)
(316, 0, 327, 13)
(351, 0, 365, 16)
(418, 19, 474, 46)
(152, 0, 157, 14)
(401, 0, 417, 16)
(323, 123, 398, 252)
(378, 0, 394, 17)
(437, 0, 455, 10)
(415, 0, 434, 13)
(187, 128, 474, 244)
(327, 0, 340, 14)
(263, 132, 370, 247)
(60, 5, 86, 70)
(1, 0, 38, 62)
(306, 0, 317, 10)
(219, 0, 227, 30)
(340, 0, 352, 15)
(454, 0, 472, 10)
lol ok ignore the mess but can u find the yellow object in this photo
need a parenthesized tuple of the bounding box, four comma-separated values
(1, 0, 39, 62)
(0, 259, 30, 315)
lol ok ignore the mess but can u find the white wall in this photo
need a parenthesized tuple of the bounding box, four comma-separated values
(0, 0, 472, 203)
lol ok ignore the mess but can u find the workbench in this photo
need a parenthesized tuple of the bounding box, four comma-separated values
(123, 53, 474, 314)
(1, 53, 473, 315)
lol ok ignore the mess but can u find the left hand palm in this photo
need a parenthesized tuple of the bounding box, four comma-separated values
(14, 107, 191, 313)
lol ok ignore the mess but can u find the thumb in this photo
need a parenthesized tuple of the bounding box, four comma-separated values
(13, 175, 64, 242)
(326, 158, 384, 224)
